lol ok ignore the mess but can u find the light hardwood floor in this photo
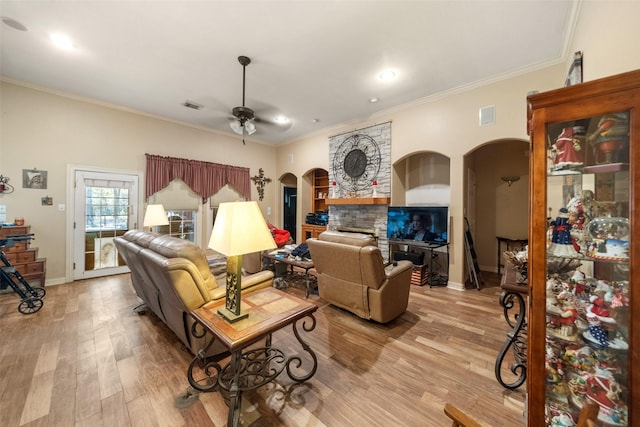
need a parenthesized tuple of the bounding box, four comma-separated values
(0, 272, 526, 426)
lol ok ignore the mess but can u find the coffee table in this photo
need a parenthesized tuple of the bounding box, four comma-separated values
(187, 287, 318, 427)
(262, 253, 316, 297)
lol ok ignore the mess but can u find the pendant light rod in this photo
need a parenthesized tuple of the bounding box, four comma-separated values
(238, 56, 251, 107)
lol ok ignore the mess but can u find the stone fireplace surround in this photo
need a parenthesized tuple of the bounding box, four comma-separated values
(327, 204, 390, 261)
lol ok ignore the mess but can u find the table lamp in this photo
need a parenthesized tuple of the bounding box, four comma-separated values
(143, 204, 169, 232)
(208, 201, 276, 322)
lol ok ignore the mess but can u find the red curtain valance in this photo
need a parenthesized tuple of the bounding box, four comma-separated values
(145, 154, 251, 202)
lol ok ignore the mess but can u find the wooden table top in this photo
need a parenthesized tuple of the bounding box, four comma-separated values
(191, 287, 317, 351)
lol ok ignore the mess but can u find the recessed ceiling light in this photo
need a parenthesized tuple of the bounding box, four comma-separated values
(379, 70, 396, 82)
(274, 115, 289, 124)
(312, 118, 320, 123)
(49, 33, 74, 50)
(1, 17, 28, 31)
(369, 97, 379, 103)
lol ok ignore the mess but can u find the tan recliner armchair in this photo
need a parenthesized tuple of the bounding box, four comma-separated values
(307, 230, 413, 323)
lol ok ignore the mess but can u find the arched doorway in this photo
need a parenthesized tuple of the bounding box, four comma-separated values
(464, 139, 529, 277)
(280, 173, 297, 241)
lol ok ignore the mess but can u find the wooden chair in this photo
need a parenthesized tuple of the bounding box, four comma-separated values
(444, 400, 598, 427)
(443, 403, 482, 427)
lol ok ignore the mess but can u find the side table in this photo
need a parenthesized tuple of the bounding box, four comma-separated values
(496, 236, 528, 274)
(263, 252, 316, 297)
(187, 287, 318, 427)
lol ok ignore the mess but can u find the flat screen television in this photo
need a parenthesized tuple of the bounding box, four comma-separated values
(386, 206, 449, 245)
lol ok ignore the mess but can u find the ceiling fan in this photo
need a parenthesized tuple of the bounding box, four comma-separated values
(230, 55, 256, 144)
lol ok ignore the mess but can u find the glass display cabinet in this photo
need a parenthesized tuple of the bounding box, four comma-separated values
(527, 70, 639, 426)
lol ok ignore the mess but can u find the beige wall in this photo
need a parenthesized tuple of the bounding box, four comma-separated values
(0, 83, 276, 283)
(569, 1, 640, 82)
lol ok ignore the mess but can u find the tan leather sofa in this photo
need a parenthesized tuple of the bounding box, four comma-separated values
(114, 230, 273, 357)
(307, 230, 413, 323)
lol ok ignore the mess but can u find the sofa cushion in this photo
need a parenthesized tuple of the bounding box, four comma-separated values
(318, 230, 375, 247)
(149, 235, 218, 292)
(123, 229, 158, 248)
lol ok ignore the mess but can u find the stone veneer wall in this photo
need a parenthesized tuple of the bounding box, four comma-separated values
(328, 122, 391, 198)
(327, 122, 392, 260)
(327, 205, 389, 261)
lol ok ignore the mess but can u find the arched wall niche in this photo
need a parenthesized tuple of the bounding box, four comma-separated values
(392, 151, 451, 207)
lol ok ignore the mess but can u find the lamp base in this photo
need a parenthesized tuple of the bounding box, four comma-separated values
(217, 307, 249, 323)
(219, 254, 248, 324)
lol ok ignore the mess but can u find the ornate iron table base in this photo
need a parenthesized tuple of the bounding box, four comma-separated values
(495, 289, 528, 389)
(187, 314, 317, 427)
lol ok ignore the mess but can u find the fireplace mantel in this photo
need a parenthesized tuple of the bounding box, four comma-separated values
(326, 197, 390, 205)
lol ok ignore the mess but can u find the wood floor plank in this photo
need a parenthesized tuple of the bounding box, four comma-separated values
(75, 365, 101, 422)
(33, 340, 60, 376)
(18, 370, 54, 426)
(47, 358, 77, 427)
(126, 395, 160, 427)
(101, 391, 130, 427)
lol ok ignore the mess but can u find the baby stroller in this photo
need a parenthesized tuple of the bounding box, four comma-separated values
(0, 233, 46, 314)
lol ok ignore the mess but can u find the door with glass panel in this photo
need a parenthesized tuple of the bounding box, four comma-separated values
(73, 170, 139, 280)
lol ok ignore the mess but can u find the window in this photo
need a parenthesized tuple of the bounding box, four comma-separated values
(157, 209, 196, 242)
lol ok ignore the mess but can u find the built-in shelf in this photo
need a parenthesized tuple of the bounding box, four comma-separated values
(326, 197, 390, 205)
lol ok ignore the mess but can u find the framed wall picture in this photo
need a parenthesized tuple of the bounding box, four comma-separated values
(22, 169, 48, 189)
(564, 51, 583, 87)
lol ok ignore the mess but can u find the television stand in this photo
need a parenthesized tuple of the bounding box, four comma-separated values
(389, 241, 449, 287)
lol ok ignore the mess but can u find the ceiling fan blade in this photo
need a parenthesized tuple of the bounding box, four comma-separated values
(254, 115, 293, 132)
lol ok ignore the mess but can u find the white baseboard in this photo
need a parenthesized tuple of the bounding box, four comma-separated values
(44, 277, 66, 286)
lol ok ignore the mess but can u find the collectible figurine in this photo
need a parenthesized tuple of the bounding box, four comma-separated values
(548, 208, 581, 257)
(551, 126, 584, 170)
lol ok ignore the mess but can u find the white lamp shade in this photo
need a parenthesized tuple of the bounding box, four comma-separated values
(143, 204, 169, 227)
(209, 201, 276, 256)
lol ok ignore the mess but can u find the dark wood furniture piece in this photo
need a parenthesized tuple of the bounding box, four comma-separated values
(187, 287, 318, 427)
(300, 224, 326, 243)
(494, 262, 528, 390)
(0, 225, 46, 286)
(527, 70, 639, 426)
(496, 236, 528, 274)
(389, 241, 450, 287)
(262, 252, 316, 297)
(311, 168, 329, 213)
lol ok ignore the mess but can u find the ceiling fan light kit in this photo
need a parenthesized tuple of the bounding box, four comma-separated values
(229, 55, 258, 141)
(225, 54, 290, 143)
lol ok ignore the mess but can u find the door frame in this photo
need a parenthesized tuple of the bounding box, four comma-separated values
(66, 164, 144, 283)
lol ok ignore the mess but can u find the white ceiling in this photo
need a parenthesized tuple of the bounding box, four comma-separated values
(0, 1, 577, 145)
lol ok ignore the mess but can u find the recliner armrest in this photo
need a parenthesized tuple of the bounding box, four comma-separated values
(384, 259, 413, 279)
